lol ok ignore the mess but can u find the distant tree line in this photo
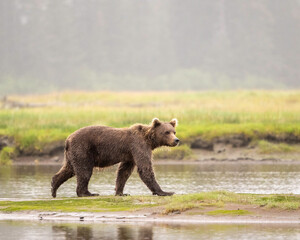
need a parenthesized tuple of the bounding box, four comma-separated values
(0, 0, 299, 94)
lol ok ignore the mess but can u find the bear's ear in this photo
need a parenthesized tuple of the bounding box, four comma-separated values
(170, 118, 178, 127)
(151, 118, 161, 128)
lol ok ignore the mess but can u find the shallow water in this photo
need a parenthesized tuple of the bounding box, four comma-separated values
(1, 220, 300, 240)
(0, 163, 300, 199)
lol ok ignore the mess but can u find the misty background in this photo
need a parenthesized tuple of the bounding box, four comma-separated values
(0, 0, 299, 94)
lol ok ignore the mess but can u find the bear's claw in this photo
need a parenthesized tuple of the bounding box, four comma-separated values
(78, 192, 99, 197)
(51, 188, 56, 198)
(153, 191, 175, 196)
(115, 193, 130, 196)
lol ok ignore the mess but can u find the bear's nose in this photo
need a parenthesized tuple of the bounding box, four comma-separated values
(174, 138, 180, 144)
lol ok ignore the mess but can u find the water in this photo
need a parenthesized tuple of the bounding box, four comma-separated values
(1, 220, 300, 240)
(0, 163, 300, 199)
(1, 163, 300, 239)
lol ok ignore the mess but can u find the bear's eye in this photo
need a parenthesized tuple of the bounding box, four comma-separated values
(174, 132, 176, 135)
(165, 131, 170, 135)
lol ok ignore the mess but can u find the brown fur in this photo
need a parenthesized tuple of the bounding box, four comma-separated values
(51, 118, 179, 197)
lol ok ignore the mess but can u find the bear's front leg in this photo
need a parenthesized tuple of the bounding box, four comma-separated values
(136, 163, 175, 196)
(132, 145, 175, 196)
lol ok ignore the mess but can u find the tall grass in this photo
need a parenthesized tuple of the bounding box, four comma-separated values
(1, 91, 300, 152)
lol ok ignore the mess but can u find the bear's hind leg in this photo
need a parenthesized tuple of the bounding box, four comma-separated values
(51, 162, 75, 198)
(76, 167, 99, 197)
(115, 161, 135, 196)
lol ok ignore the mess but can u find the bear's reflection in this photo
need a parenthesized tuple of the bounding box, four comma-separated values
(52, 224, 153, 240)
(137, 226, 153, 240)
(118, 226, 153, 240)
(52, 225, 94, 240)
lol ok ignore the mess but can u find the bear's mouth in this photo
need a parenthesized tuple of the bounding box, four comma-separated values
(169, 141, 179, 147)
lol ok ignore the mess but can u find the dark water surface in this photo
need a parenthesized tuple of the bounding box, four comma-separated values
(0, 163, 300, 199)
(1, 220, 300, 240)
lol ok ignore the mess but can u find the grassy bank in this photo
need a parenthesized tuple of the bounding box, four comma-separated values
(0, 191, 299, 215)
(0, 91, 300, 160)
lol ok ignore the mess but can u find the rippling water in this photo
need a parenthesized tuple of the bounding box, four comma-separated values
(1, 220, 300, 240)
(0, 163, 300, 199)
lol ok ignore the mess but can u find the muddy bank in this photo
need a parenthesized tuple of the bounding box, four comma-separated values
(192, 144, 300, 163)
(1, 133, 300, 165)
(12, 144, 300, 165)
(190, 133, 300, 150)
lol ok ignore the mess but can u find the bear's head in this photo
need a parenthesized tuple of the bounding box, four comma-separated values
(149, 118, 180, 148)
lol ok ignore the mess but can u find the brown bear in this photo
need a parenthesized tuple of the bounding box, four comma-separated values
(51, 118, 179, 197)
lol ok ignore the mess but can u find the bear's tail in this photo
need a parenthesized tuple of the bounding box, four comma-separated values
(65, 139, 70, 151)
(62, 139, 71, 167)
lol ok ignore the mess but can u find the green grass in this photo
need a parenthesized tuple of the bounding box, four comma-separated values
(1, 90, 300, 156)
(0, 192, 299, 214)
(0, 196, 158, 213)
(153, 144, 194, 160)
(162, 191, 300, 214)
(257, 140, 299, 154)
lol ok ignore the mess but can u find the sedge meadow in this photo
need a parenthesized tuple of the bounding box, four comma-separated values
(1, 90, 300, 164)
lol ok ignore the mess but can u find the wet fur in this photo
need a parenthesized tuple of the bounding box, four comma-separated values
(51, 118, 179, 197)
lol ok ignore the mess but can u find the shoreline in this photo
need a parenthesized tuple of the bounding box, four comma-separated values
(11, 154, 300, 166)
(1, 210, 300, 224)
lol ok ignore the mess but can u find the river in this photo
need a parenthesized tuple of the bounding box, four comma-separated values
(0, 162, 300, 199)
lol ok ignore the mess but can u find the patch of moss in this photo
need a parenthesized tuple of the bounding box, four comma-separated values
(0, 146, 15, 165)
(206, 209, 251, 216)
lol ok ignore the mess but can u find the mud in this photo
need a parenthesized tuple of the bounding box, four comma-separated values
(191, 133, 300, 151)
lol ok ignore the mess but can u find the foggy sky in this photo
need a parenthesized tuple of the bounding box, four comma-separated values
(0, 0, 299, 94)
